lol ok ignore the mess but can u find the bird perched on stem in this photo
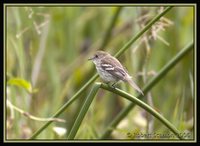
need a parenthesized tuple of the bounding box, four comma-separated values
(88, 51, 144, 95)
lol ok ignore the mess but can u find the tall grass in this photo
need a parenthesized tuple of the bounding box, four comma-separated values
(6, 5, 194, 141)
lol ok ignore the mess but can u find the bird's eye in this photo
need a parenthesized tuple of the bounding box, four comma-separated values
(95, 55, 98, 58)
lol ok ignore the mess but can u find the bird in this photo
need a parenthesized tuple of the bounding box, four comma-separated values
(88, 51, 144, 95)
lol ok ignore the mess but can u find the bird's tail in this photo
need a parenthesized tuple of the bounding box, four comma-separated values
(126, 76, 144, 95)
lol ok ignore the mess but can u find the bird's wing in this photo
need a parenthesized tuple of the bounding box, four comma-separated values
(101, 58, 127, 80)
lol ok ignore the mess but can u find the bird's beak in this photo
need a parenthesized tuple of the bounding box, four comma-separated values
(88, 57, 93, 61)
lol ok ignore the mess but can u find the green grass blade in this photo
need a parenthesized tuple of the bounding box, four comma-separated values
(115, 6, 173, 58)
(100, 83, 184, 139)
(30, 74, 98, 139)
(67, 83, 101, 139)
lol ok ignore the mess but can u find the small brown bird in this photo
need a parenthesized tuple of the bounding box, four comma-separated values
(89, 51, 144, 95)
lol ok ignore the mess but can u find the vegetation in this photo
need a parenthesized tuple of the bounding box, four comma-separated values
(6, 5, 194, 141)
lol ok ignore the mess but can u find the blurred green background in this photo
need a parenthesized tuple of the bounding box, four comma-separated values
(6, 6, 194, 140)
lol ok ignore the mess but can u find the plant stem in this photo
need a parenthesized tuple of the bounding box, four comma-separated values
(115, 6, 173, 58)
(100, 84, 184, 139)
(101, 7, 122, 50)
(30, 74, 98, 139)
(67, 83, 101, 139)
(100, 41, 193, 139)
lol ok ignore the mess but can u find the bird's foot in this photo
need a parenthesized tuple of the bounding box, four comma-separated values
(111, 83, 116, 88)
(107, 82, 117, 89)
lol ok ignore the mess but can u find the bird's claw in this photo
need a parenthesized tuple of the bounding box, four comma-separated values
(111, 83, 116, 89)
